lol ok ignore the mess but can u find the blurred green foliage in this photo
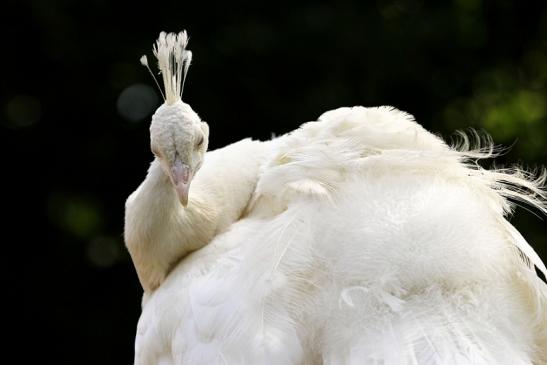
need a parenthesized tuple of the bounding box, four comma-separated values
(443, 49, 547, 158)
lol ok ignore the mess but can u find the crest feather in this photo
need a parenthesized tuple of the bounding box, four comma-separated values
(141, 31, 193, 104)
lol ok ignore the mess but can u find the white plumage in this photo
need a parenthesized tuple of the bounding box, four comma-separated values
(125, 32, 547, 365)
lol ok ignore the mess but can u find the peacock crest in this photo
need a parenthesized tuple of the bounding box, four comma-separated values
(140, 31, 193, 105)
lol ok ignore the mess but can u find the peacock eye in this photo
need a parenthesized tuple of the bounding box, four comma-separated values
(196, 135, 204, 148)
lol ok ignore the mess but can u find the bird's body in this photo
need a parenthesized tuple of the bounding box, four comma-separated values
(128, 106, 547, 365)
(125, 32, 547, 365)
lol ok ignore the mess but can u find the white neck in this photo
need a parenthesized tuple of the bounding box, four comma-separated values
(124, 139, 269, 293)
(124, 159, 216, 292)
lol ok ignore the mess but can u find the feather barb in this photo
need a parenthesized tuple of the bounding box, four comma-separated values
(140, 31, 193, 104)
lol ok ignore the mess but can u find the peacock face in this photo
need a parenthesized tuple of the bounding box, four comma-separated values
(150, 100, 209, 206)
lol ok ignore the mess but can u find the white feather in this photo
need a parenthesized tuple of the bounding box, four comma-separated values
(147, 31, 192, 105)
(127, 105, 547, 364)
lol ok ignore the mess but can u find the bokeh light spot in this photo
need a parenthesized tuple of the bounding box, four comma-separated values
(455, 0, 482, 12)
(116, 83, 159, 122)
(5, 95, 42, 128)
(378, 0, 408, 19)
(87, 236, 122, 267)
(48, 194, 103, 238)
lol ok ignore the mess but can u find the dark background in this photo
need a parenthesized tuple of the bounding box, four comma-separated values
(6, 0, 546, 363)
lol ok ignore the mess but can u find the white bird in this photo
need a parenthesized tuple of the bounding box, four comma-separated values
(125, 31, 547, 365)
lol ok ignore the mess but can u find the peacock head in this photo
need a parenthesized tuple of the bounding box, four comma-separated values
(142, 31, 209, 206)
(150, 101, 209, 206)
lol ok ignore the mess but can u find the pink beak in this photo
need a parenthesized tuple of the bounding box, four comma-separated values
(170, 158, 192, 206)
